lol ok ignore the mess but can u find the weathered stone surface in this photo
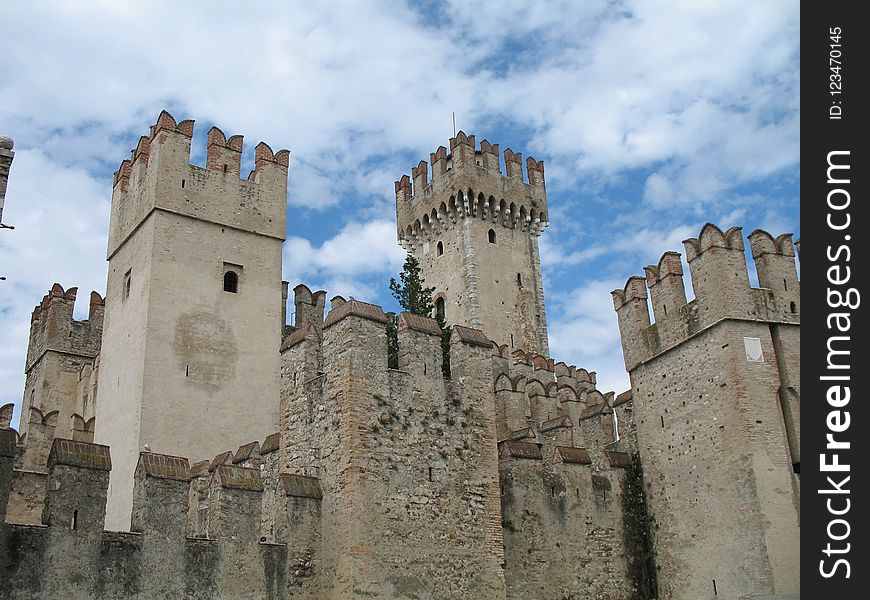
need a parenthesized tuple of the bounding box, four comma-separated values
(613, 222, 800, 599)
(138, 451, 190, 480)
(215, 465, 263, 492)
(48, 438, 111, 471)
(278, 473, 322, 499)
(452, 324, 493, 348)
(322, 298, 388, 328)
(397, 311, 442, 336)
(556, 446, 591, 465)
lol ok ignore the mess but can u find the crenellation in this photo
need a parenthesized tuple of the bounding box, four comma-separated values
(617, 224, 802, 374)
(479, 139, 500, 172)
(525, 156, 544, 187)
(0, 404, 13, 429)
(293, 283, 327, 334)
(206, 126, 243, 176)
(411, 159, 428, 191)
(232, 441, 260, 464)
(611, 275, 651, 370)
(748, 229, 800, 320)
(503, 148, 523, 181)
(107, 110, 289, 260)
(396, 312, 443, 377)
(644, 251, 687, 345)
(429, 144, 448, 181)
(683, 223, 754, 323)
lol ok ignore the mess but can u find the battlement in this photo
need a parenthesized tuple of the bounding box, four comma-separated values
(613, 223, 801, 371)
(491, 341, 625, 460)
(25, 283, 103, 372)
(395, 131, 549, 248)
(107, 110, 290, 257)
(0, 434, 323, 597)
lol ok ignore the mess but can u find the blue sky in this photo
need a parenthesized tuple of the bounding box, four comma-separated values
(0, 1, 800, 425)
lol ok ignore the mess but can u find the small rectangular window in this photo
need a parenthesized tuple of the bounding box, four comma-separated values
(223, 262, 243, 294)
(123, 269, 132, 301)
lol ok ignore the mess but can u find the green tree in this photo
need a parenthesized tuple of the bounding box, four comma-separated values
(387, 253, 450, 376)
(389, 254, 435, 316)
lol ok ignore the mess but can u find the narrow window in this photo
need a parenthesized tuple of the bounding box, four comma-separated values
(435, 297, 445, 322)
(185, 365, 190, 377)
(516, 273, 523, 288)
(663, 304, 667, 315)
(224, 271, 239, 293)
(223, 164, 228, 174)
(123, 269, 132, 301)
(783, 278, 788, 291)
(510, 334, 514, 348)
(712, 579, 718, 595)
(181, 179, 185, 188)
(488, 229, 496, 244)
(661, 415, 665, 428)
(437, 241, 444, 256)
(71, 510, 78, 530)
(790, 301, 797, 313)
(428, 467, 434, 482)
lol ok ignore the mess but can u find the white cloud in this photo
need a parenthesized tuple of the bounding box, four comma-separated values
(0, 150, 110, 424)
(547, 279, 630, 395)
(539, 236, 607, 269)
(282, 220, 405, 301)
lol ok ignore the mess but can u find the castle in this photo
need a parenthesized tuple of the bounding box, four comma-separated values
(0, 111, 800, 599)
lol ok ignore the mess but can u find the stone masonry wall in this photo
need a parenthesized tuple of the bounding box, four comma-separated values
(281, 304, 507, 599)
(612, 223, 800, 600)
(491, 345, 639, 599)
(0, 436, 322, 600)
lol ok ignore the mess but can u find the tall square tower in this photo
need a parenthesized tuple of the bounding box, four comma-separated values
(395, 132, 550, 355)
(95, 111, 289, 530)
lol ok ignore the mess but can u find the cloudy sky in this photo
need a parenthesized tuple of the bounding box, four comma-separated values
(0, 1, 799, 427)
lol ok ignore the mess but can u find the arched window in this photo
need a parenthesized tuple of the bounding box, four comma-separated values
(436, 297, 446, 322)
(437, 241, 444, 256)
(224, 271, 239, 293)
(488, 229, 496, 244)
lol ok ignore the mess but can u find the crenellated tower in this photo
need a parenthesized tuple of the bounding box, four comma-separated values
(18, 284, 103, 469)
(95, 110, 290, 531)
(395, 132, 550, 355)
(612, 223, 800, 600)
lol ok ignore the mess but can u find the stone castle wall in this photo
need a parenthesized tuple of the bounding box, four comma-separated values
(612, 223, 801, 600)
(0, 435, 322, 600)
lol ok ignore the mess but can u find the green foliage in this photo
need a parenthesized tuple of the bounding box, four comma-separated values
(386, 312, 399, 369)
(389, 254, 436, 316)
(387, 253, 452, 377)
